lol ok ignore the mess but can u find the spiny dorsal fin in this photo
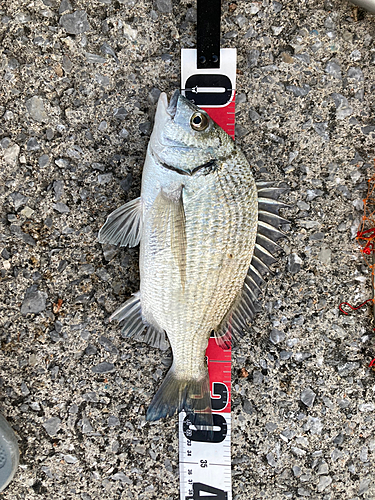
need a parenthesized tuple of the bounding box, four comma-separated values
(99, 197, 143, 248)
(215, 183, 287, 349)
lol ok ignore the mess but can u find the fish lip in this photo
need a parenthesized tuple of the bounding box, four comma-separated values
(156, 90, 179, 118)
(167, 90, 179, 117)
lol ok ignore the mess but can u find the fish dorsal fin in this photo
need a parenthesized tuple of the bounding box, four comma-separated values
(98, 197, 143, 248)
(252, 183, 287, 277)
(110, 292, 170, 350)
(153, 188, 187, 287)
(215, 183, 287, 349)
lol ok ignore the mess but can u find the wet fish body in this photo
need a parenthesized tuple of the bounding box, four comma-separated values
(99, 91, 285, 423)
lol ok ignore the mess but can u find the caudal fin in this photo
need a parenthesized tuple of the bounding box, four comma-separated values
(146, 368, 212, 427)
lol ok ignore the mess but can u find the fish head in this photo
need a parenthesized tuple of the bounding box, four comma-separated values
(149, 91, 234, 175)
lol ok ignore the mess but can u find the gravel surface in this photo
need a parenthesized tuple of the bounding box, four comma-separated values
(1, 0, 375, 499)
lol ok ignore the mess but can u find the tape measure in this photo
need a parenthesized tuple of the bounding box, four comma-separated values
(180, 47, 236, 500)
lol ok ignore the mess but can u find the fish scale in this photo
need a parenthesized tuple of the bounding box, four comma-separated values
(98, 90, 285, 423)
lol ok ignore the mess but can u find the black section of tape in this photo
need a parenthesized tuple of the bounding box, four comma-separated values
(184, 74, 232, 105)
(197, 0, 221, 69)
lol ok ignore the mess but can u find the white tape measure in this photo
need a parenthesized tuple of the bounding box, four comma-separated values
(179, 47, 236, 500)
(179, 339, 232, 500)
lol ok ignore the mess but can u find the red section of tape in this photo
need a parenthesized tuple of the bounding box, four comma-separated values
(207, 338, 231, 413)
(202, 96, 236, 140)
(202, 99, 235, 414)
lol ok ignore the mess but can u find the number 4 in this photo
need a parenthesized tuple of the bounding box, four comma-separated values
(185, 482, 228, 500)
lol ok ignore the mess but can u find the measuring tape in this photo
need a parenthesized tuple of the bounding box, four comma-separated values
(179, 46, 237, 500)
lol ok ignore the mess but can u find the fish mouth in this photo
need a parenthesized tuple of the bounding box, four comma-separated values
(166, 89, 179, 117)
(160, 90, 197, 120)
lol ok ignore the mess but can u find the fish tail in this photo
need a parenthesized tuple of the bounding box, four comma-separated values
(146, 367, 213, 429)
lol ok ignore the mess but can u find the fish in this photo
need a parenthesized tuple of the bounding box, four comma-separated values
(98, 90, 286, 425)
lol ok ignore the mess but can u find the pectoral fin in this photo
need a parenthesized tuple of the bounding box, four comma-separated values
(98, 197, 143, 248)
(153, 188, 187, 287)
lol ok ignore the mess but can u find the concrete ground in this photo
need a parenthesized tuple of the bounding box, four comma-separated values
(0, 0, 375, 498)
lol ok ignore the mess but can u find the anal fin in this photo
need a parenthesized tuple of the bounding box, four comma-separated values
(110, 292, 169, 350)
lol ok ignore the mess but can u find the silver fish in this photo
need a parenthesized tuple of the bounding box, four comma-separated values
(99, 91, 285, 424)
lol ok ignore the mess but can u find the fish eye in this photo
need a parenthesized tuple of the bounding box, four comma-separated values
(190, 112, 209, 131)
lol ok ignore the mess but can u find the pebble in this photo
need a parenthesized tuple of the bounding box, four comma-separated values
(4, 110, 14, 120)
(347, 67, 364, 82)
(292, 465, 302, 477)
(83, 392, 98, 402)
(98, 173, 112, 184)
(139, 122, 152, 135)
(9, 192, 27, 210)
(156, 0, 172, 13)
(362, 125, 375, 136)
(185, 7, 197, 23)
(325, 59, 341, 79)
(91, 362, 116, 374)
(3, 144, 20, 165)
(21, 206, 34, 217)
(304, 416, 323, 435)
(98, 336, 118, 355)
(313, 122, 329, 141)
(249, 109, 260, 121)
(250, 3, 260, 14)
(21, 287, 47, 315)
(43, 417, 62, 436)
(64, 454, 78, 464)
(266, 452, 277, 467)
(331, 93, 353, 120)
(60, 10, 90, 35)
(287, 253, 302, 274)
(247, 49, 260, 68)
(95, 74, 110, 87)
(114, 107, 127, 120)
(300, 387, 316, 407)
(26, 96, 47, 122)
(26, 137, 40, 151)
(120, 128, 130, 140)
(84, 344, 97, 356)
(81, 416, 93, 434)
(243, 399, 253, 415)
(53, 202, 70, 213)
(120, 173, 133, 192)
(358, 403, 374, 412)
(291, 447, 306, 457)
(358, 477, 370, 495)
(39, 154, 50, 168)
(286, 84, 310, 97)
(1, 248, 10, 259)
(59, 0, 72, 15)
(235, 124, 249, 138)
(112, 472, 131, 484)
(148, 88, 161, 105)
(53, 181, 64, 201)
(318, 461, 329, 475)
(100, 42, 119, 63)
(244, 27, 257, 38)
(0, 137, 11, 149)
(269, 329, 285, 344)
(108, 415, 120, 427)
(123, 24, 138, 41)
